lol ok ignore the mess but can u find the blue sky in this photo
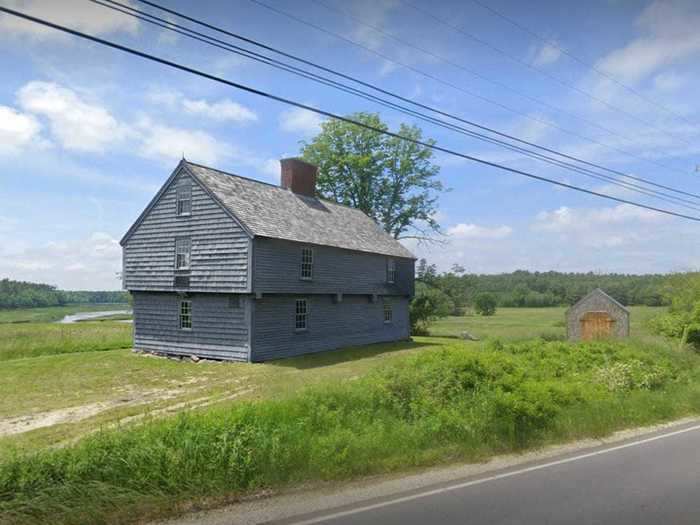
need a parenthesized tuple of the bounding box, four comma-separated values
(1, 0, 700, 290)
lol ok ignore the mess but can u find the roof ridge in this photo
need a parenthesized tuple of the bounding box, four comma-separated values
(185, 160, 372, 215)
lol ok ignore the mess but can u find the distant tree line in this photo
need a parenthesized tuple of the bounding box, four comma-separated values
(415, 260, 669, 315)
(0, 278, 129, 309)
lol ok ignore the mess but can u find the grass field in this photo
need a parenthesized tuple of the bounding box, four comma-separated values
(3, 304, 698, 525)
(0, 304, 131, 324)
(0, 322, 133, 362)
(429, 306, 662, 341)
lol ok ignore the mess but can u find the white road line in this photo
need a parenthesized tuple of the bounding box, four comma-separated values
(288, 422, 700, 525)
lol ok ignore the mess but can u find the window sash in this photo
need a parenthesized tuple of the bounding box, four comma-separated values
(176, 184, 192, 216)
(175, 238, 191, 270)
(383, 301, 393, 323)
(180, 300, 192, 329)
(295, 299, 308, 330)
(300, 248, 313, 280)
(387, 259, 396, 283)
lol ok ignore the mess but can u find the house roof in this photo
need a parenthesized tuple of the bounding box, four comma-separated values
(183, 161, 415, 259)
(568, 288, 630, 314)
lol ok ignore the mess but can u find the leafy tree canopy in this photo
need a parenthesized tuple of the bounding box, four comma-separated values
(474, 293, 497, 316)
(301, 112, 444, 241)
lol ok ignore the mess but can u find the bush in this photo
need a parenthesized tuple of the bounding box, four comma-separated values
(410, 282, 453, 335)
(474, 293, 497, 316)
(0, 339, 697, 525)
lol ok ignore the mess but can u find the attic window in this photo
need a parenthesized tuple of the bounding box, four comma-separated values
(175, 237, 191, 270)
(387, 258, 396, 284)
(300, 247, 313, 281)
(176, 182, 192, 216)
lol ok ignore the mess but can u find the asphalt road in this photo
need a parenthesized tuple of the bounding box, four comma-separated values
(279, 422, 700, 525)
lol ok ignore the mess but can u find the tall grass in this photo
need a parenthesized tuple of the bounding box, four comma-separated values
(0, 322, 133, 361)
(1, 338, 699, 525)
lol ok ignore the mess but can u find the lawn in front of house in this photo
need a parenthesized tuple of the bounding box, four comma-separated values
(2, 333, 699, 525)
(0, 306, 666, 457)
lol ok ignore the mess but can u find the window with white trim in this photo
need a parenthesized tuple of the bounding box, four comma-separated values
(295, 299, 308, 331)
(176, 182, 192, 216)
(387, 258, 396, 284)
(180, 300, 192, 330)
(300, 247, 313, 280)
(175, 237, 191, 270)
(383, 300, 393, 323)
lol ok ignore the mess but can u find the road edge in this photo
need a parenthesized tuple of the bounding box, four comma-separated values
(156, 415, 700, 525)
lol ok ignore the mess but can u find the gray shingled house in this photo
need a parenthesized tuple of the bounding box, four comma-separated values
(120, 158, 415, 362)
(566, 289, 630, 341)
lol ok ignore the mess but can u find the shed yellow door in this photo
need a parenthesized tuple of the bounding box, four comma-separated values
(580, 311, 615, 340)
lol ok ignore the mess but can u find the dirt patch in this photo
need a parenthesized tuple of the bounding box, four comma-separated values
(0, 382, 251, 438)
(0, 401, 121, 436)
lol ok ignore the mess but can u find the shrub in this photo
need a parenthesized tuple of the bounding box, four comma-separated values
(409, 282, 453, 335)
(0, 339, 697, 525)
(474, 293, 497, 316)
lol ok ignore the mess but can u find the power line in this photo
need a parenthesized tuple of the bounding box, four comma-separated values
(129, 0, 700, 199)
(467, 0, 696, 129)
(2, 6, 698, 222)
(248, 0, 692, 178)
(95, 0, 700, 210)
(398, 0, 696, 137)
(311, 0, 694, 148)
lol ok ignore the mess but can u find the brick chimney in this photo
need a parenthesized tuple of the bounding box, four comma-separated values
(280, 158, 318, 197)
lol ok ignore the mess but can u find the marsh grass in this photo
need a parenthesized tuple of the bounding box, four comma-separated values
(0, 304, 130, 324)
(0, 322, 132, 361)
(2, 337, 699, 525)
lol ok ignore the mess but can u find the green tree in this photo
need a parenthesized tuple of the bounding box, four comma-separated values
(301, 112, 444, 240)
(474, 293, 497, 316)
(410, 281, 454, 335)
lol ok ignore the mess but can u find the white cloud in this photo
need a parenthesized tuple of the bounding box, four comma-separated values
(0, 105, 42, 155)
(0, 232, 122, 290)
(18, 81, 130, 152)
(531, 204, 667, 249)
(531, 42, 562, 67)
(279, 107, 324, 136)
(447, 223, 513, 239)
(0, 0, 139, 41)
(596, 1, 700, 83)
(136, 118, 230, 165)
(533, 204, 664, 233)
(181, 98, 258, 123)
(148, 88, 258, 123)
(653, 71, 685, 92)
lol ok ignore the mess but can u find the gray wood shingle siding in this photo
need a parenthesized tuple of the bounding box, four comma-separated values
(121, 160, 416, 362)
(122, 171, 250, 293)
(132, 292, 249, 361)
(250, 295, 410, 362)
(253, 237, 414, 297)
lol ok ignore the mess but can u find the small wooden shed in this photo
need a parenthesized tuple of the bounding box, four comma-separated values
(566, 289, 630, 341)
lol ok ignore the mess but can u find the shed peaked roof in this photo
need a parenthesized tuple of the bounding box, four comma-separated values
(183, 161, 415, 259)
(570, 288, 630, 313)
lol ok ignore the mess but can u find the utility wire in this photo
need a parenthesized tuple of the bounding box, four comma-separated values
(248, 0, 691, 178)
(1, 5, 698, 222)
(398, 0, 696, 137)
(311, 0, 694, 148)
(468, 0, 696, 129)
(93, 0, 700, 210)
(130, 0, 700, 200)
